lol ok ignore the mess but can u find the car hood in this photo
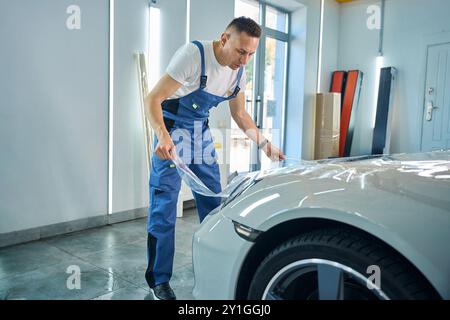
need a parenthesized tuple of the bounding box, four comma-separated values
(224, 150, 450, 222)
(259, 151, 450, 197)
(256, 151, 450, 182)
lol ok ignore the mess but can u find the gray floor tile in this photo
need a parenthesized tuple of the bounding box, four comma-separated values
(0, 208, 200, 300)
(0, 242, 75, 281)
(176, 221, 198, 236)
(179, 209, 201, 226)
(172, 264, 194, 289)
(81, 240, 149, 289)
(110, 217, 148, 235)
(173, 251, 193, 274)
(0, 258, 129, 300)
(44, 224, 146, 258)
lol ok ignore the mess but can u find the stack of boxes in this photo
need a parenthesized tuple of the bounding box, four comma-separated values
(314, 93, 341, 160)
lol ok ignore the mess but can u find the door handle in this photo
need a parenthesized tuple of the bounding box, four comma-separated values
(255, 95, 262, 127)
(426, 101, 438, 121)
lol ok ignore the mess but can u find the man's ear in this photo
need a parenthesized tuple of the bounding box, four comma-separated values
(221, 32, 230, 46)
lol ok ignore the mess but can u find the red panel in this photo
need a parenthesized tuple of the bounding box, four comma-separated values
(330, 71, 346, 93)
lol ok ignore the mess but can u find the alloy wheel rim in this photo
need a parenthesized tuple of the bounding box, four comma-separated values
(261, 258, 389, 300)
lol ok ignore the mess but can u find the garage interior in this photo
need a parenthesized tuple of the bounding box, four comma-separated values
(1, 0, 449, 300)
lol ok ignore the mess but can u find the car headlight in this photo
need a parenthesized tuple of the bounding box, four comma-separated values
(232, 221, 262, 242)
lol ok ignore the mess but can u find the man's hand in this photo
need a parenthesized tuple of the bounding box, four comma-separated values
(155, 133, 176, 160)
(263, 143, 286, 161)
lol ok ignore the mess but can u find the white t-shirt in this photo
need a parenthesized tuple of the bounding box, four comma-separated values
(166, 40, 246, 99)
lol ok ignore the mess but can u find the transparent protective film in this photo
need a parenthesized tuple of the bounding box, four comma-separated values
(173, 151, 450, 197)
(172, 155, 249, 198)
(255, 152, 450, 183)
(255, 157, 304, 178)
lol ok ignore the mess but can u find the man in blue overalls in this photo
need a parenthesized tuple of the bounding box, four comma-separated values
(144, 17, 285, 300)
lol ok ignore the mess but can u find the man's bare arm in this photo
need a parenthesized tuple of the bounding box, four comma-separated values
(144, 74, 182, 159)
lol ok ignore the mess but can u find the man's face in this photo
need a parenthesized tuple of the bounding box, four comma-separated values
(221, 30, 259, 70)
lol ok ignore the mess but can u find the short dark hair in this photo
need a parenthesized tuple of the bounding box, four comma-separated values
(226, 16, 262, 38)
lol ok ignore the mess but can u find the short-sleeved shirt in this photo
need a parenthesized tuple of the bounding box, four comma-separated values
(166, 40, 246, 100)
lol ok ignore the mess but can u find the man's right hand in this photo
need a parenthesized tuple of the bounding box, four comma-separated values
(155, 133, 176, 160)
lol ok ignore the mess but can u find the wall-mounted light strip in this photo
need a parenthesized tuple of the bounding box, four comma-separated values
(373, 0, 386, 129)
(108, 0, 115, 215)
(378, 0, 386, 56)
(316, 0, 325, 93)
(372, 55, 384, 129)
(149, 6, 161, 88)
(186, 0, 191, 43)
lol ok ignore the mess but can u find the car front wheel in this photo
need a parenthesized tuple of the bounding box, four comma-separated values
(247, 228, 439, 300)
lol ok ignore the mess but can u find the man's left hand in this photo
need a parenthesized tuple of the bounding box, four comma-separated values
(263, 143, 286, 161)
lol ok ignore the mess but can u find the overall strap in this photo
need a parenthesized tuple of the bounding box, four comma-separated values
(192, 40, 207, 89)
(230, 66, 244, 97)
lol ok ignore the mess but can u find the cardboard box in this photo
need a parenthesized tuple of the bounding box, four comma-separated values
(314, 93, 341, 160)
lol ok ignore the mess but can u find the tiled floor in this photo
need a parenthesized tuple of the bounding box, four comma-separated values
(0, 208, 201, 300)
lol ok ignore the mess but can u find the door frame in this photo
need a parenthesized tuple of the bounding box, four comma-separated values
(418, 31, 450, 151)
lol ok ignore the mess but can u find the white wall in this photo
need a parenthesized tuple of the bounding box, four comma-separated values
(320, 0, 340, 94)
(338, 0, 450, 155)
(111, 0, 150, 213)
(284, 5, 306, 160)
(0, 0, 110, 233)
(0, 0, 153, 235)
(157, 0, 187, 77)
(294, 0, 320, 160)
(338, 0, 378, 156)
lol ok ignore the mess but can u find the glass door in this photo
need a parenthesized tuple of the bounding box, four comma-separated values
(231, 1, 289, 173)
(230, 0, 260, 173)
(258, 36, 287, 171)
(229, 61, 257, 173)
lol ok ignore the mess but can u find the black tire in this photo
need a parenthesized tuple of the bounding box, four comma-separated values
(248, 228, 439, 300)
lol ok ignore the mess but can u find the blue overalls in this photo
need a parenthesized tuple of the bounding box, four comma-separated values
(145, 41, 244, 288)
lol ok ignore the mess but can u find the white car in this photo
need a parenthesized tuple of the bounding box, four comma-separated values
(192, 151, 450, 300)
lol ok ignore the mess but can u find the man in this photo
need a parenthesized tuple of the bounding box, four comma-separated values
(144, 16, 285, 300)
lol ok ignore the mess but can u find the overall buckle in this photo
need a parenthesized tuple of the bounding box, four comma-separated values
(200, 75, 207, 88)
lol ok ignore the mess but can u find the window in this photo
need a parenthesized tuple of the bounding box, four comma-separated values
(265, 5, 288, 33)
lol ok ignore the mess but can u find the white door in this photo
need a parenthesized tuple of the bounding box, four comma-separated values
(421, 42, 450, 151)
